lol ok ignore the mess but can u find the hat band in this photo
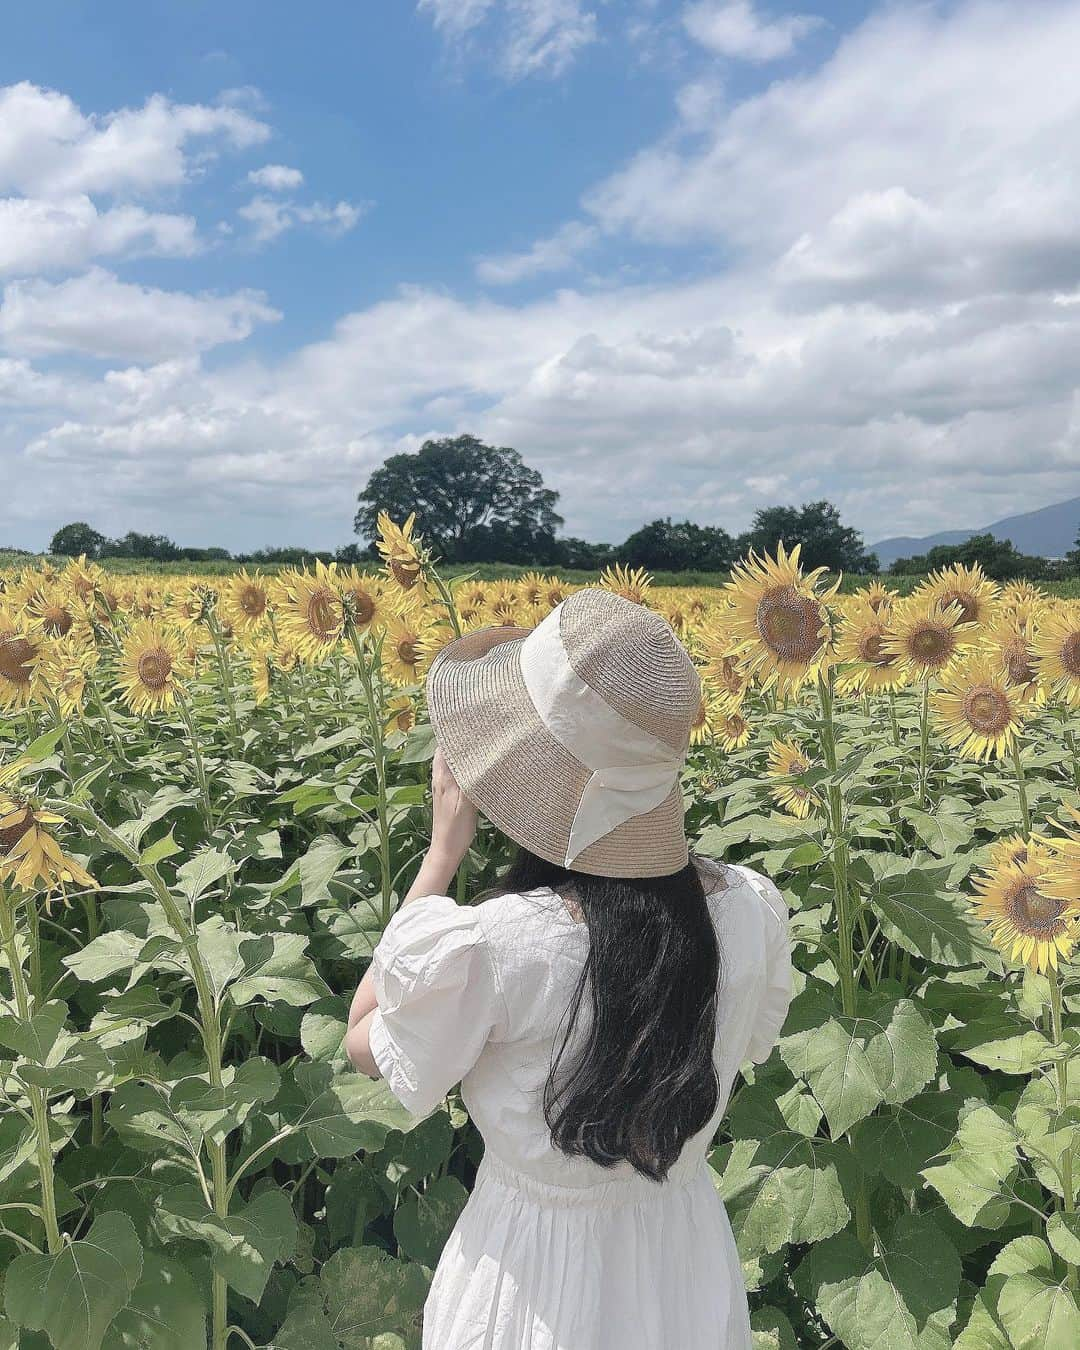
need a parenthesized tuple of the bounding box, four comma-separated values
(518, 607, 685, 868)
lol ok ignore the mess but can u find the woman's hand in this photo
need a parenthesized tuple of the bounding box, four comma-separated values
(429, 746, 478, 866)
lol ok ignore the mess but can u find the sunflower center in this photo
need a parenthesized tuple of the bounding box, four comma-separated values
(239, 585, 267, 618)
(0, 806, 34, 855)
(305, 588, 341, 641)
(1061, 631, 1080, 676)
(42, 606, 73, 637)
(962, 685, 1012, 734)
(389, 558, 421, 590)
(1007, 881, 1065, 934)
(137, 649, 173, 691)
(1004, 639, 1034, 684)
(756, 586, 822, 663)
(0, 636, 35, 686)
(397, 640, 418, 667)
(350, 590, 376, 625)
(692, 698, 708, 730)
(908, 622, 954, 667)
(940, 589, 977, 624)
(858, 630, 892, 665)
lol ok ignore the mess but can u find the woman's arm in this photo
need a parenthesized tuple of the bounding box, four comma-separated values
(346, 748, 478, 1076)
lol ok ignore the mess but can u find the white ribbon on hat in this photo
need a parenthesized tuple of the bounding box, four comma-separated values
(518, 607, 685, 868)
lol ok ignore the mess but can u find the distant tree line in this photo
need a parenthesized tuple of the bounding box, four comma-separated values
(38, 435, 1080, 579)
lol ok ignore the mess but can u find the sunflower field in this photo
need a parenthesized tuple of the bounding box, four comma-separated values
(0, 515, 1079, 1350)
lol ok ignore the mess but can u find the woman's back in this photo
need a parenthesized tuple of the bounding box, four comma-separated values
(368, 854, 793, 1349)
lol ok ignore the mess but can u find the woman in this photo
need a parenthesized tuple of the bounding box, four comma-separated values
(346, 587, 793, 1349)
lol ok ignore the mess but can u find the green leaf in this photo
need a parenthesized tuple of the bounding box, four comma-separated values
(170, 1058, 281, 1143)
(317, 1245, 429, 1345)
(1016, 1073, 1080, 1201)
(393, 1175, 468, 1266)
(943, 1017, 1066, 1074)
(64, 931, 146, 986)
(4, 1211, 143, 1350)
(100, 1250, 206, 1350)
(751, 1306, 799, 1350)
(140, 830, 181, 867)
(796, 1212, 961, 1350)
(869, 864, 1001, 971)
(957, 1236, 1080, 1350)
(267, 1286, 341, 1350)
(152, 1186, 297, 1304)
(778, 987, 936, 1135)
(232, 933, 329, 1007)
(851, 1089, 964, 1189)
(1047, 1212, 1080, 1266)
(300, 997, 349, 1062)
(921, 1101, 1018, 1228)
(106, 1080, 202, 1156)
(0, 1001, 67, 1061)
(287, 1063, 420, 1157)
(176, 847, 234, 902)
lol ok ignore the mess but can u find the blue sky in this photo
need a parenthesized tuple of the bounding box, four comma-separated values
(1, 1, 1078, 553)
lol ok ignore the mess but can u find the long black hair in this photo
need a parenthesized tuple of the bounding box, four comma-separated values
(479, 845, 722, 1182)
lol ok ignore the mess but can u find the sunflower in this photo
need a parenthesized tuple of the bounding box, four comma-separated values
(878, 597, 970, 681)
(599, 564, 652, 605)
(0, 794, 98, 906)
(484, 580, 525, 627)
(1030, 607, 1080, 706)
(914, 561, 1000, 632)
(385, 694, 417, 735)
(724, 542, 838, 697)
(166, 580, 213, 634)
(272, 562, 346, 663)
(220, 569, 271, 634)
(62, 555, 105, 608)
(767, 738, 818, 818)
(117, 621, 192, 715)
(24, 583, 79, 639)
(0, 612, 43, 710)
(457, 580, 490, 611)
(545, 578, 571, 609)
(718, 710, 752, 752)
(970, 840, 1080, 974)
(855, 579, 896, 615)
(834, 600, 905, 695)
(382, 609, 433, 687)
(39, 633, 97, 717)
(988, 832, 1032, 870)
(377, 512, 427, 594)
(517, 572, 549, 608)
(931, 651, 1032, 762)
(246, 639, 274, 705)
(338, 567, 394, 637)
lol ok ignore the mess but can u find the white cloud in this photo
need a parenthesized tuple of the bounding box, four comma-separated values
(0, 195, 198, 276)
(475, 221, 598, 284)
(682, 1, 821, 62)
(0, 268, 280, 361)
(247, 163, 304, 191)
(5, 3, 1080, 553)
(238, 195, 365, 244)
(419, 0, 597, 78)
(0, 82, 269, 199)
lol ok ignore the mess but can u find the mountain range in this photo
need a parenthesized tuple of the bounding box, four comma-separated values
(870, 495, 1080, 568)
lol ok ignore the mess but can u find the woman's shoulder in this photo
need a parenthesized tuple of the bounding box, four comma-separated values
(694, 855, 789, 931)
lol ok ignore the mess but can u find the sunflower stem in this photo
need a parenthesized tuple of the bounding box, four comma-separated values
(1047, 966, 1079, 1294)
(1008, 735, 1032, 841)
(87, 669, 128, 766)
(887, 691, 900, 748)
(428, 570, 463, 638)
(918, 678, 930, 807)
(349, 625, 393, 927)
(0, 884, 63, 1256)
(207, 616, 241, 753)
(176, 691, 214, 833)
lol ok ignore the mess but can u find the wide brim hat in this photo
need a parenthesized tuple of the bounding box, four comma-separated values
(426, 588, 702, 878)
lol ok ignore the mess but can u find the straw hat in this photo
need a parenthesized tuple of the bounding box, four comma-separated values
(426, 588, 702, 877)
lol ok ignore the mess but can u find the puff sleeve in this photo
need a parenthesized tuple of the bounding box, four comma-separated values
(745, 873, 794, 1064)
(367, 894, 506, 1118)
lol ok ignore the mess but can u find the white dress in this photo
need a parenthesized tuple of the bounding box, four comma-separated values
(367, 857, 793, 1350)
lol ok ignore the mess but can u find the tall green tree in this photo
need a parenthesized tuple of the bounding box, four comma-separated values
(739, 501, 877, 572)
(354, 435, 563, 564)
(619, 518, 735, 571)
(50, 522, 105, 558)
(891, 532, 1051, 581)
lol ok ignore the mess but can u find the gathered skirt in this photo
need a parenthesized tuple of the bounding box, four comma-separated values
(422, 1152, 753, 1350)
